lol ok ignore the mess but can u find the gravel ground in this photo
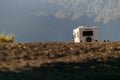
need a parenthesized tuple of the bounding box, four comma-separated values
(0, 42, 120, 80)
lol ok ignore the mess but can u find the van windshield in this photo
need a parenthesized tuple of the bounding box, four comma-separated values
(83, 31, 93, 36)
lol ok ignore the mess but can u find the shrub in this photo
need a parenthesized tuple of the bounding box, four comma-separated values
(0, 33, 15, 43)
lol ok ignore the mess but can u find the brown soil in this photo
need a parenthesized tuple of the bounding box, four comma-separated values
(0, 42, 120, 80)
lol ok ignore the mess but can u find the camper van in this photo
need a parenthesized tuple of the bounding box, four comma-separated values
(73, 26, 98, 42)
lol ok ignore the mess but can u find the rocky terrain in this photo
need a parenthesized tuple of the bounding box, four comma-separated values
(0, 42, 120, 80)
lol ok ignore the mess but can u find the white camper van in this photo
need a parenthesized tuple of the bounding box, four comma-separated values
(73, 26, 98, 42)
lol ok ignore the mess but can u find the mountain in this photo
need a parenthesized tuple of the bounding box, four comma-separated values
(41, 0, 120, 24)
(0, 0, 120, 42)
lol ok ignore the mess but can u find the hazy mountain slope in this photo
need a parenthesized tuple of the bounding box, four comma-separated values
(41, 0, 120, 23)
(0, 0, 120, 42)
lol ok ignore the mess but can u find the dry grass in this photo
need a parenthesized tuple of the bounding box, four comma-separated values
(0, 33, 15, 42)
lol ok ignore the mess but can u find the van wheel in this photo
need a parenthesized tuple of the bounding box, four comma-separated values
(86, 37, 92, 42)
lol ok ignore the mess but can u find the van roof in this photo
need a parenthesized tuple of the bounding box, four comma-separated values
(78, 26, 97, 28)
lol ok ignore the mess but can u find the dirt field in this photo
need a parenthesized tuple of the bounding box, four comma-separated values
(0, 42, 120, 80)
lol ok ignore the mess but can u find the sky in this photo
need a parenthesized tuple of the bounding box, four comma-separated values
(0, 0, 120, 42)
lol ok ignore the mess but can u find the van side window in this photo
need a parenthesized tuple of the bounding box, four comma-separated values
(77, 32, 79, 37)
(74, 33, 76, 38)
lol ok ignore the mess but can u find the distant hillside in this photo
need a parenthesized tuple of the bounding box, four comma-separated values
(0, 42, 120, 80)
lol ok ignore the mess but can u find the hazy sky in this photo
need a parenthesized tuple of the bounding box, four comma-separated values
(0, 0, 120, 42)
